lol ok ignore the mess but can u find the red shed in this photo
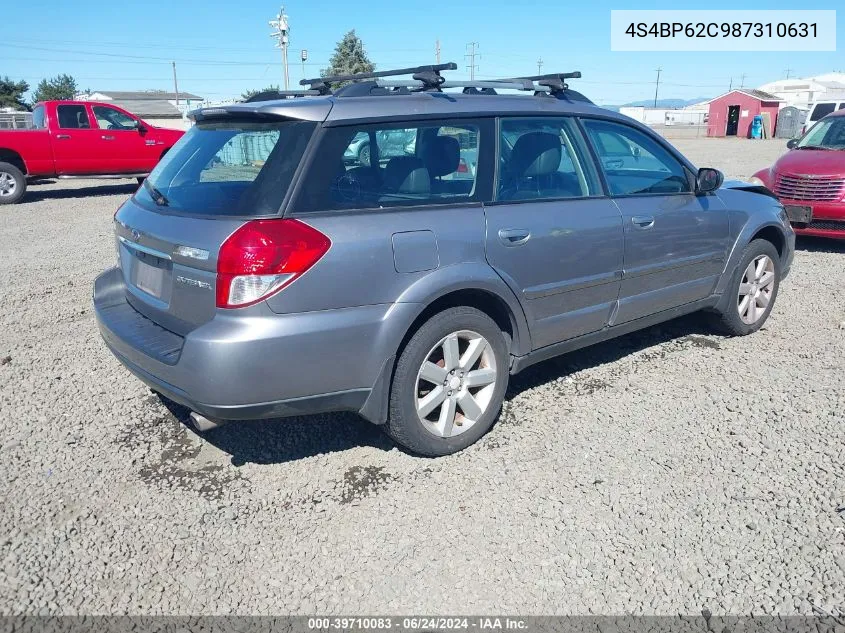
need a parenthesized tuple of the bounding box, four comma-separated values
(706, 89, 784, 138)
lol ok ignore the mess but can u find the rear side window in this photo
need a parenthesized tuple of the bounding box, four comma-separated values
(582, 119, 691, 196)
(135, 119, 316, 216)
(292, 120, 484, 213)
(31, 105, 46, 129)
(810, 103, 837, 121)
(56, 105, 90, 129)
(497, 117, 600, 201)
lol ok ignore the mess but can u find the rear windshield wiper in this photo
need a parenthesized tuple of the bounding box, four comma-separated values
(143, 179, 169, 206)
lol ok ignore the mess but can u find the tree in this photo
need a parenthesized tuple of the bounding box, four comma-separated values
(321, 30, 375, 83)
(33, 74, 77, 103)
(0, 77, 30, 111)
(241, 85, 280, 101)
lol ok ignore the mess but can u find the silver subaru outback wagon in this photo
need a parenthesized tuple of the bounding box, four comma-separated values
(94, 63, 794, 456)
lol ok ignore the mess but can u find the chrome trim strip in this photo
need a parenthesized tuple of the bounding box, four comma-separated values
(118, 236, 172, 261)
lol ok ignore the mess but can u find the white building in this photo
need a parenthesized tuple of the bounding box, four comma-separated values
(757, 73, 845, 110)
(74, 90, 204, 129)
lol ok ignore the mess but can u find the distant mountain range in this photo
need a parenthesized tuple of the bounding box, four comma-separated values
(602, 97, 711, 112)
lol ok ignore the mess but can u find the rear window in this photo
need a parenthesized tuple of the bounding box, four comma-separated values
(810, 103, 837, 121)
(135, 119, 316, 216)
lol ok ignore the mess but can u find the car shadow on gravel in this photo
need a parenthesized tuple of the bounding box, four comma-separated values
(795, 236, 845, 254)
(23, 182, 137, 202)
(505, 312, 716, 398)
(158, 396, 394, 466)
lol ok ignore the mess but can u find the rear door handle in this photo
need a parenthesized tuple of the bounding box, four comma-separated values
(498, 228, 530, 246)
(101, 135, 115, 141)
(56, 134, 71, 140)
(632, 215, 655, 229)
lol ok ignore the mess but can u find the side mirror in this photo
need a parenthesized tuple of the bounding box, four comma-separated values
(696, 167, 723, 194)
(133, 119, 147, 133)
(786, 138, 798, 149)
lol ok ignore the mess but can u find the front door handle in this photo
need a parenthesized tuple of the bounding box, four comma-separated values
(101, 135, 115, 141)
(56, 134, 71, 140)
(632, 215, 655, 229)
(498, 228, 530, 246)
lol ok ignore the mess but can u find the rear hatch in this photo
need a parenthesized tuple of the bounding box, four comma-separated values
(114, 111, 321, 336)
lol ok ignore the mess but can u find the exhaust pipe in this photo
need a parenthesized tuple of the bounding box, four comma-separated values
(189, 411, 226, 432)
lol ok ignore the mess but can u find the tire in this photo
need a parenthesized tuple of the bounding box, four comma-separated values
(358, 143, 371, 167)
(711, 238, 781, 336)
(384, 307, 509, 456)
(0, 162, 27, 205)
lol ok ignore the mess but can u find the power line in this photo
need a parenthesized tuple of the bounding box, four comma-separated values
(465, 42, 479, 80)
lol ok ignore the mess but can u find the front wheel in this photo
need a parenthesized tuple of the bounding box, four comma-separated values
(385, 307, 509, 456)
(711, 239, 781, 336)
(0, 162, 26, 205)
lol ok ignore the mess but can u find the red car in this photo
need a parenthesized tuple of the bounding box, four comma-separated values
(751, 109, 845, 239)
(0, 100, 184, 204)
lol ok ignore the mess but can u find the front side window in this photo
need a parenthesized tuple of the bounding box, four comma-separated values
(56, 105, 90, 129)
(92, 106, 137, 130)
(582, 119, 691, 196)
(294, 120, 483, 213)
(134, 119, 316, 216)
(497, 117, 599, 201)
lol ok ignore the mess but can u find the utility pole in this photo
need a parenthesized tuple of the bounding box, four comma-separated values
(729, 77, 733, 91)
(171, 61, 179, 105)
(465, 42, 479, 80)
(784, 68, 793, 79)
(740, 73, 747, 88)
(653, 67, 662, 108)
(537, 57, 544, 75)
(435, 39, 441, 64)
(269, 7, 290, 90)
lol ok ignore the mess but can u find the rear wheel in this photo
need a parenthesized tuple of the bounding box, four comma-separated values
(385, 307, 509, 456)
(358, 143, 371, 167)
(0, 162, 26, 205)
(711, 239, 781, 336)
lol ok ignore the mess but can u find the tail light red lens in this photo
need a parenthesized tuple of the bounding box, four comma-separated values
(216, 219, 331, 308)
(457, 158, 469, 174)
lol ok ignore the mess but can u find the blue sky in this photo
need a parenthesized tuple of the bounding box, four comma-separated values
(3, 0, 842, 106)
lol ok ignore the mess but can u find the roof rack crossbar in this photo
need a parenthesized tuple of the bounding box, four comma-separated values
(496, 72, 582, 94)
(301, 63, 458, 94)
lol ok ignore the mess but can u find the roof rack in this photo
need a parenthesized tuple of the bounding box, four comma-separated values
(496, 72, 582, 95)
(301, 63, 458, 95)
(245, 89, 321, 102)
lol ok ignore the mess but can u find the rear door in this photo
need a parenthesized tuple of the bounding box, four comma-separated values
(50, 104, 101, 174)
(484, 116, 623, 350)
(581, 118, 730, 324)
(90, 104, 155, 173)
(114, 117, 317, 335)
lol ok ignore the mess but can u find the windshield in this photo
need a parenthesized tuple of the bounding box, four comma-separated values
(134, 118, 316, 216)
(797, 117, 845, 150)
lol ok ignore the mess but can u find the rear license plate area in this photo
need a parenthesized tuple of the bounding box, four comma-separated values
(784, 205, 813, 224)
(132, 252, 167, 299)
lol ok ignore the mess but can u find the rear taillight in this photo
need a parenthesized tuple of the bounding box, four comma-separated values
(457, 158, 469, 174)
(216, 219, 330, 309)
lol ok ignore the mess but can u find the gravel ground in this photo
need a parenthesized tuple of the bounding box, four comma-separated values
(1, 138, 844, 616)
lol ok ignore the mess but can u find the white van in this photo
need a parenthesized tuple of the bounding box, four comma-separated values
(803, 98, 845, 133)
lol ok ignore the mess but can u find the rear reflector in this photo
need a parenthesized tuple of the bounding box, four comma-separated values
(216, 219, 331, 308)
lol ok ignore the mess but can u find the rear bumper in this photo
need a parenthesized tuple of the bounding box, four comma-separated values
(94, 267, 415, 421)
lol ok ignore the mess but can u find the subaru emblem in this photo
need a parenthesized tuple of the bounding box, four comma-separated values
(131, 229, 141, 241)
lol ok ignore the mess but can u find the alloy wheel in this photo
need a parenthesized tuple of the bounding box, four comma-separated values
(415, 330, 498, 438)
(737, 254, 776, 325)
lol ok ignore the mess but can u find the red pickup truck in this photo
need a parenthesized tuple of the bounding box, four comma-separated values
(0, 100, 184, 204)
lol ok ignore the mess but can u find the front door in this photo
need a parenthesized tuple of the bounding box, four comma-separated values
(90, 104, 156, 173)
(581, 118, 730, 325)
(726, 105, 741, 136)
(485, 117, 623, 350)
